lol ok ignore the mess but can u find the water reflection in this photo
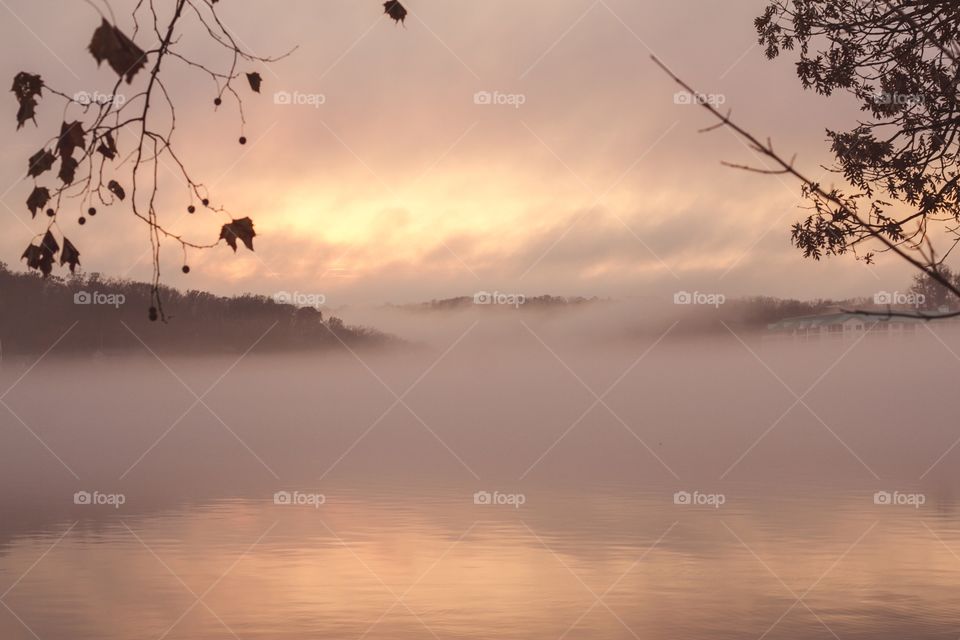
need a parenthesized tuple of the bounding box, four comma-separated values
(3, 487, 960, 639)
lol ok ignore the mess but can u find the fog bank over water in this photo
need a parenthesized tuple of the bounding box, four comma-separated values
(3, 307, 960, 639)
(3, 310, 959, 520)
(331, 294, 809, 346)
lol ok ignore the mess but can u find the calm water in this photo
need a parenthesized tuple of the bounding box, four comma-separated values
(4, 488, 960, 640)
(3, 321, 960, 638)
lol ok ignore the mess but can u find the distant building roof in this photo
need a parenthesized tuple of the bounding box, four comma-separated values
(767, 311, 923, 331)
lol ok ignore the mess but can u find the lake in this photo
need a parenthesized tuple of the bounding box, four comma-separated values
(2, 318, 960, 639)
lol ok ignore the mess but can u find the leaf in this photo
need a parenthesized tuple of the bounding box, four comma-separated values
(22, 231, 59, 276)
(27, 149, 56, 178)
(89, 19, 147, 83)
(60, 237, 80, 273)
(11, 72, 42, 101)
(58, 156, 79, 185)
(40, 230, 60, 256)
(107, 179, 125, 200)
(383, 0, 407, 24)
(11, 71, 42, 129)
(26, 186, 50, 218)
(21, 243, 43, 271)
(219, 217, 256, 252)
(97, 131, 117, 159)
(246, 72, 262, 93)
(57, 121, 85, 159)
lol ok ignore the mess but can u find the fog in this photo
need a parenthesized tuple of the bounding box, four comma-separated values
(3, 309, 960, 525)
(3, 311, 960, 639)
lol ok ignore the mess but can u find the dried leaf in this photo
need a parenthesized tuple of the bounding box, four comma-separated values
(27, 149, 56, 178)
(60, 237, 80, 273)
(22, 231, 59, 276)
(246, 72, 262, 93)
(89, 19, 147, 83)
(97, 131, 117, 159)
(26, 186, 50, 218)
(21, 243, 43, 271)
(41, 230, 59, 256)
(383, 0, 407, 24)
(57, 121, 85, 159)
(219, 217, 256, 252)
(107, 179, 125, 200)
(11, 71, 42, 129)
(59, 156, 78, 185)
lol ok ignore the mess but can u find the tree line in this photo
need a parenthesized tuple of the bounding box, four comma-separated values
(0, 262, 389, 356)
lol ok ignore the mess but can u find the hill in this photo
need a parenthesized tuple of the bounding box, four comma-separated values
(0, 263, 392, 356)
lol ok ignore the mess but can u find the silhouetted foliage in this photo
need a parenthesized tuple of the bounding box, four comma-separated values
(219, 217, 256, 252)
(10, 0, 296, 321)
(654, 4, 960, 319)
(756, 2, 960, 267)
(383, 1, 408, 24)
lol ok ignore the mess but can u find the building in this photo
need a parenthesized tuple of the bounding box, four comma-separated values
(765, 310, 925, 341)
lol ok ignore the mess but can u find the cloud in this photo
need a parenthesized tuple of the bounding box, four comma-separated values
(0, 0, 919, 305)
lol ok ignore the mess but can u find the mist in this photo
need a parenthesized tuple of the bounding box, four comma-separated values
(4, 0, 960, 636)
(3, 311, 960, 638)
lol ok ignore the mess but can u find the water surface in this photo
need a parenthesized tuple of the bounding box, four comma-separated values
(2, 323, 960, 638)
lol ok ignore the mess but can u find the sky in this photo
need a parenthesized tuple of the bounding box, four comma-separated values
(0, 0, 922, 306)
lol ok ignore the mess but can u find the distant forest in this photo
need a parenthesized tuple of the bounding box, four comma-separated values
(0, 263, 390, 356)
(0, 259, 884, 358)
(401, 293, 841, 332)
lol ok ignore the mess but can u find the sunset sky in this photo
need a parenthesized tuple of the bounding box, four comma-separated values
(0, 0, 915, 305)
